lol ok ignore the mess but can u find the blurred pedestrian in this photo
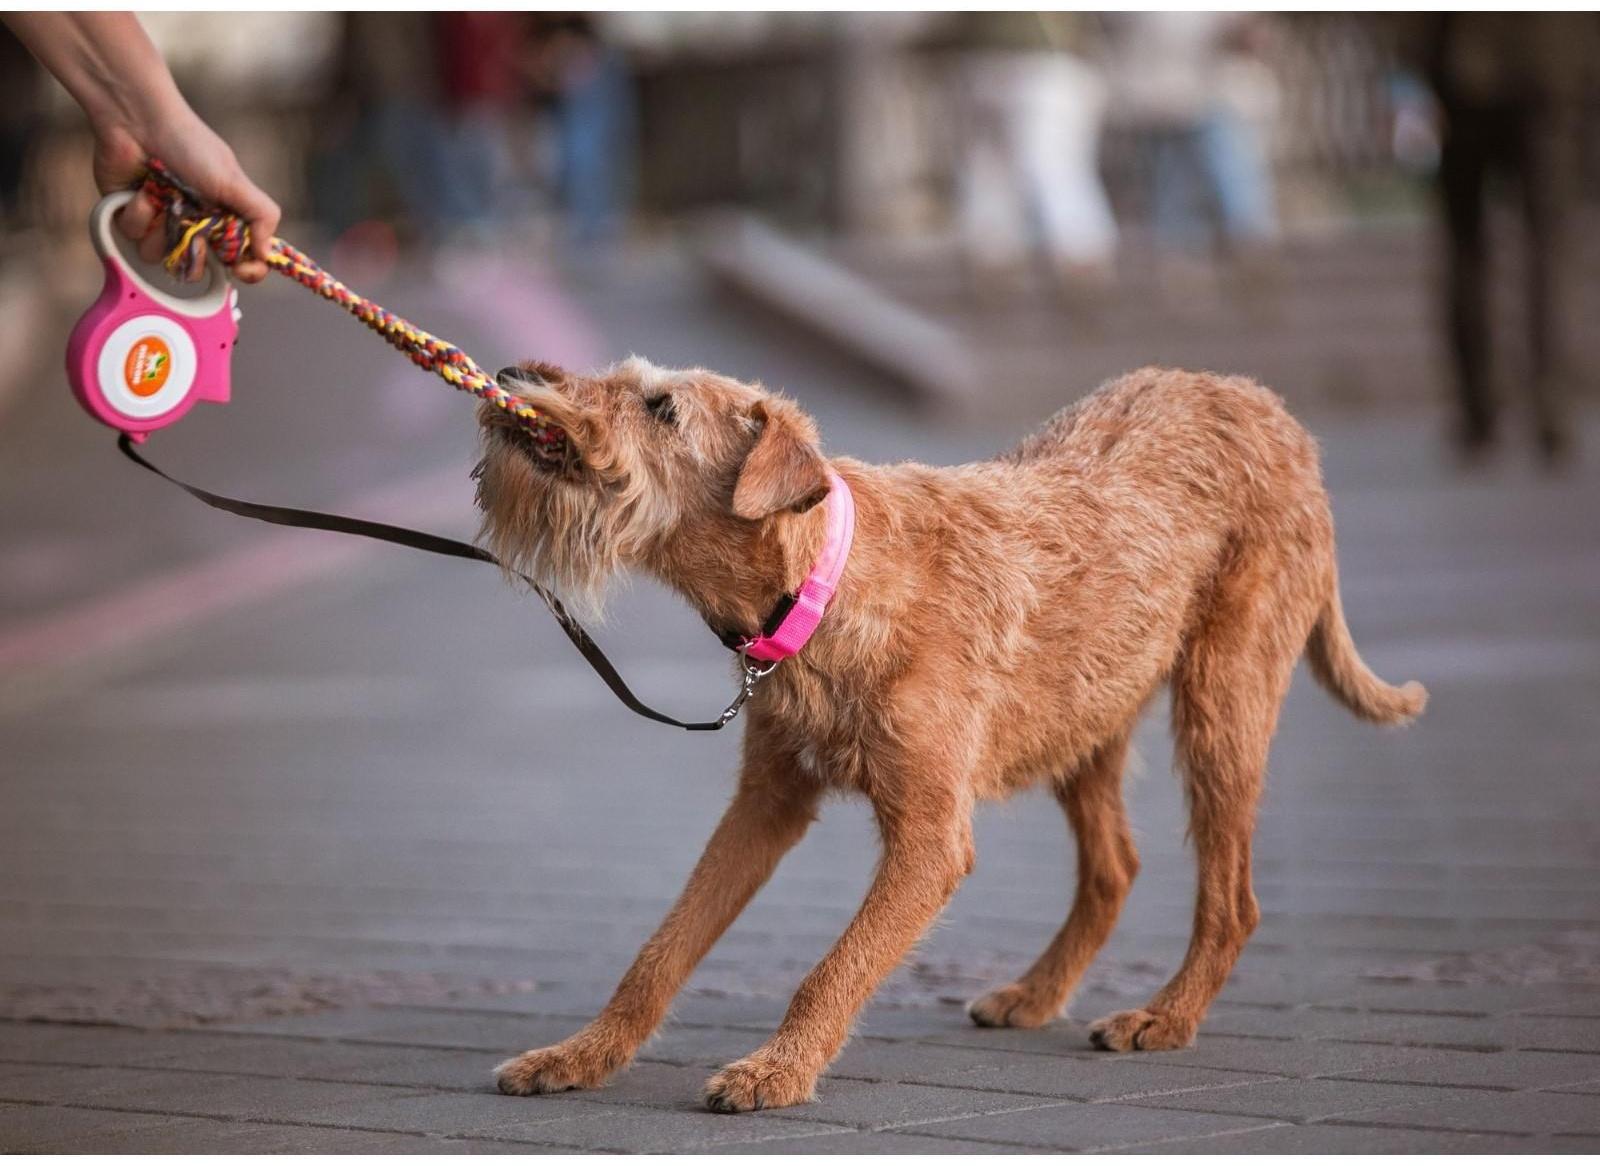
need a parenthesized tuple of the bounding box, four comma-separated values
(941, 12, 1118, 300)
(0, 32, 41, 230)
(525, 15, 635, 244)
(436, 12, 527, 239)
(310, 12, 446, 241)
(4, 11, 280, 282)
(1107, 13, 1281, 288)
(1395, 14, 1597, 465)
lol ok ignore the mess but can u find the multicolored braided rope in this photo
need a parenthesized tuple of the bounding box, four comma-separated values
(138, 159, 568, 464)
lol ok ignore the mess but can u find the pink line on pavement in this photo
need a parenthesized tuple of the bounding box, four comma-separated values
(0, 467, 464, 677)
(0, 258, 605, 685)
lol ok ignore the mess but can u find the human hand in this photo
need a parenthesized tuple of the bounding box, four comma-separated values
(92, 93, 281, 283)
(3, 12, 281, 283)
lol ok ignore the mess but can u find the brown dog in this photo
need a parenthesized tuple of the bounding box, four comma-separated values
(474, 359, 1426, 1112)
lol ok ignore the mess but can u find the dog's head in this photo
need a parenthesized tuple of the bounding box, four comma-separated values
(474, 357, 829, 614)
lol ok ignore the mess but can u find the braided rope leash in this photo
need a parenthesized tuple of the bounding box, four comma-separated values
(138, 160, 568, 465)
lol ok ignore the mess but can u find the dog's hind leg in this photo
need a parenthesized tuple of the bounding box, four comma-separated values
(1089, 541, 1310, 1052)
(496, 751, 821, 1097)
(968, 732, 1138, 1028)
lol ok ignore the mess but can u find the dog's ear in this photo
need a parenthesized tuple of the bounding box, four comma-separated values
(732, 399, 829, 519)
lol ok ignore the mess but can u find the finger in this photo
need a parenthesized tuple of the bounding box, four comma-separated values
(116, 195, 159, 244)
(232, 257, 269, 284)
(138, 224, 169, 266)
(235, 186, 282, 264)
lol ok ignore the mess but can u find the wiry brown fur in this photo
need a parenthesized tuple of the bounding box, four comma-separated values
(475, 359, 1426, 1112)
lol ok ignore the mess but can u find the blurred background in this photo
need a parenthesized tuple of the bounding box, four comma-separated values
(1, 11, 1598, 1037)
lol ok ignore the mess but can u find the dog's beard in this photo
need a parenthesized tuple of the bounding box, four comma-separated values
(474, 441, 677, 622)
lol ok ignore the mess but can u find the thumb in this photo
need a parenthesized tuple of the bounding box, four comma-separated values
(235, 180, 282, 264)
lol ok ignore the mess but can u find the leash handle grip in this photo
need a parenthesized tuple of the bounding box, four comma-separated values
(67, 191, 240, 441)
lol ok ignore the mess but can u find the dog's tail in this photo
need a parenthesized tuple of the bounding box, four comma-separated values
(1306, 574, 1427, 726)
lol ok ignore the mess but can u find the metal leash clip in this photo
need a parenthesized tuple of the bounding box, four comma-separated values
(716, 650, 781, 728)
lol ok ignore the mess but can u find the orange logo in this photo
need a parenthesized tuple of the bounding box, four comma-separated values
(123, 336, 172, 398)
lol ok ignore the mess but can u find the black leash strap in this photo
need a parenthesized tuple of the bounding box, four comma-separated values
(117, 435, 751, 731)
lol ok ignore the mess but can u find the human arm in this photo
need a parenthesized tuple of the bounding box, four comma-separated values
(3, 11, 280, 281)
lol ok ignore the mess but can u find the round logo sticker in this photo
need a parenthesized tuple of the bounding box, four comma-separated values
(123, 336, 172, 398)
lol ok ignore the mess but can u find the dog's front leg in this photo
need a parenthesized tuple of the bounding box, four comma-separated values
(704, 786, 974, 1113)
(496, 754, 820, 1097)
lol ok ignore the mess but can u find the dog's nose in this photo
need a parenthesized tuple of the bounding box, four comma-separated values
(496, 366, 523, 387)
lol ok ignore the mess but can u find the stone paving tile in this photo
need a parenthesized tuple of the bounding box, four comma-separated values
(1130, 1034, 1432, 1078)
(321, 1047, 527, 1093)
(1349, 1089, 1600, 1136)
(1522, 994, 1600, 1019)
(1315, 980, 1592, 1016)
(335, 1091, 854, 1152)
(900, 1100, 1275, 1151)
(1197, 1002, 1432, 1043)
(829, 1038, 1273, 1102)
(20, 1113, 547, 1154)
(851, 1005, 994, 1041)
(0, 1065, 425, 1122)
(0, 1066, 160, 1105)
(637, 1023, 769, 1068)
(915, 1020, 1101, 1057)
(127, 1034, 489, 1085)
(1329, 1047, 1600, 1091)
(660, 994, 794, 1031)
(0, 1022, 207, 1067)
(1212, 974, 1364, 1009)
(0, 1101, 186, 1152)
(286, 1090, 576, 1139)
(522, 1059, 714, 1110)
(1360, 1014, 1600, 1053)
(1128, 1077, 1493, 1122)
(705, 1129, 1032, 1153)
(1108, 1122, 1548, 1153)
(739, 1081, 1068, 1132)
(418, 984, 614, 1019)
(215, 1007, 579, 1054)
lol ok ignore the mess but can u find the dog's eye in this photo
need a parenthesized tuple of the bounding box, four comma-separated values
(644, 394, 678, 425)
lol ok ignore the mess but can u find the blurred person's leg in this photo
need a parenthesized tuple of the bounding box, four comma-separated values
(955, 55, 1029, 295)
(1437, 105, 1496, 452)
(443, 106, 511, 239)
(1517, 104, 1579, 464)
(1151, 126, 1211, 254)
(373, 99, 455, 235)
(558, 46, 634, 244)
(1198, 105, 1278, 247)
(1019, 54, 1117, 286)
(308, 107, 375, 239)
(0, 37, 47, 415)
(1150, 125, 1220, 308)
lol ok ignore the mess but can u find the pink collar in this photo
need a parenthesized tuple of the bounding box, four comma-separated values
(737, 470, 855, 663)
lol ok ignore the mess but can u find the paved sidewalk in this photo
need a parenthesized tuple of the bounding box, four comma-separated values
(2, 239, 1599, 1151)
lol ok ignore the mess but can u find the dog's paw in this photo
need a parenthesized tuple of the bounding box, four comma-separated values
(495, 1040, 620, 1096)
(968, 983, 1060, 1029)
(1088, 1008, 1197, 1052)
(703, 1056, 817, 1113)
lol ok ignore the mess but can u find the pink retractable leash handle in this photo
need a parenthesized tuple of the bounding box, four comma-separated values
(65, 190, 241, 442)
